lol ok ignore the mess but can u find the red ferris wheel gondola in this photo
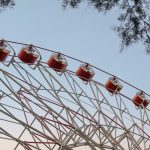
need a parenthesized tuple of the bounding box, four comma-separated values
(76, 64, 95, 82)
(132, 92, 150, 108)
(18, 45, 39, 64)
(105, 77, 123, 94)
(47, 53, 68, 72)
(0, 42, 10, 62)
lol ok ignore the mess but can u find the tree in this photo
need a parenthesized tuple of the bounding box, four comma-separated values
(62, 0, 150, 52)
(0, 0, 15, 10)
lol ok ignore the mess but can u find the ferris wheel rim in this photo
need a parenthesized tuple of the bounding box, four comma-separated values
(0, 38, 150, 97)
(0, 39, 150, 150)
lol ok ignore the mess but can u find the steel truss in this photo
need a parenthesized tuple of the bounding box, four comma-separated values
(0, 40, 150, 150)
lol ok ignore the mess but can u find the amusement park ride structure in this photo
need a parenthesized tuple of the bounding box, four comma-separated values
(0, 39, 150, 150)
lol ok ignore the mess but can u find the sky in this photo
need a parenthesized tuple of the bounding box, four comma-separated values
(0, 0, 150, 93)
(0, 0, 150, 149)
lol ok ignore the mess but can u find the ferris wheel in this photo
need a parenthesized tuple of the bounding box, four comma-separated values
(0, 39, 150, 150)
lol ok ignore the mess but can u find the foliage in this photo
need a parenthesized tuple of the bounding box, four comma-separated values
(0, 0, 15, 10)
(62, 0, 150, 52)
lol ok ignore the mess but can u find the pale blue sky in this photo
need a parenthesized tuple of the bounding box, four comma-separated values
(0, 1, 150, 96)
